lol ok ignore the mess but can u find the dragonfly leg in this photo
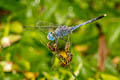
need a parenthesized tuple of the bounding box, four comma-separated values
(55, 39, 59, 53)
(65, 35, 71, 53)
(47, 41, 56, 52)
(60, 37, 67, 42)
(65, 41, 70, 53)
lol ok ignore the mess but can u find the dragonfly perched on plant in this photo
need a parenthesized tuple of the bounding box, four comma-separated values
(24, 14, 106, 77)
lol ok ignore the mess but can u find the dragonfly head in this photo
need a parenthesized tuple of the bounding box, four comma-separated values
(47, 32, 55, 41)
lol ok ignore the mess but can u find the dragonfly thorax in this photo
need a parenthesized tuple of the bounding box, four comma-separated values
(47, 32, 55, 41)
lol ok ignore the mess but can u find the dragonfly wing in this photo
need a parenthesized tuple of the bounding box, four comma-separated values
(24, 20, 60, 33)
(36, 20, 58, 27)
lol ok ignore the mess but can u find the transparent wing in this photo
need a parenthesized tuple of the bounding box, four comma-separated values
(36, 20, 59, 28)
(24, 20, 61, 33)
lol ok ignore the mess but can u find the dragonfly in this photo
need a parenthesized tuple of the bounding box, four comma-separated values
(24, 14, 106, 77)
(47, 14, 106, 66)
(24, 14, 106, 64)
(47, 14, 106, 41)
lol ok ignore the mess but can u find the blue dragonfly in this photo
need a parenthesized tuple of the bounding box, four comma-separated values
(47, 14, 106, 65)
(47, 14, 106, 41)
(26, 14, 106, 46)
(24, 14, 106, 77)
(45, 14, 106, 52)
(24, 13, 106, 64)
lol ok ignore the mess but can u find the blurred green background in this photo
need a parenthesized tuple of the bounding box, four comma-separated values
(0, 0, 120, 80)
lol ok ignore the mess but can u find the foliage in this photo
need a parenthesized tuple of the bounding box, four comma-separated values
(0, 0, 120, 80)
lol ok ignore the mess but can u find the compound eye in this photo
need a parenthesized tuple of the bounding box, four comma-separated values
(51, 37, 53, 40)
(47, 32, 55, 41)
(50, 36, 55, 41)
